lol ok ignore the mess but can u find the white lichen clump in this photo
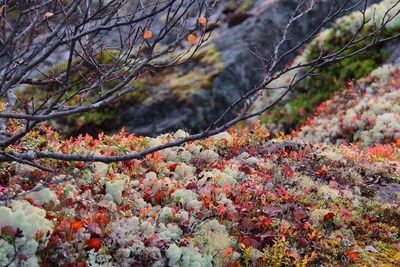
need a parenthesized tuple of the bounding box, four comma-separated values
(171, 189, 202, 210)
(166, 243, 213, 267)
(24, 187, 59, 206)
(0, 200, 53, 267)
(105, 174, 129, 204)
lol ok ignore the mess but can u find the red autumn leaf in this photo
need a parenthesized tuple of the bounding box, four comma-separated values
(323, 212, 335, 222)
(239, 166, 251, 174)
(154, 190, 166, 204)
(298, 237, 308, 248)
(36, 230, 44, 240)
(185, 182, 197, 190)
(87, 222, 103, 235)
(347, 249, 359, 261)
(168, 163, 179, 171)
(283, 165, 294, 178)
(248, 147, 258, 156)
(95, 215, 110, 225)
(340, 208, 352, 220)
(63, 198, 74, 207)
(1, 226, 16, 237)
(80, 186, 92, 193)
(365, 215, 377, 223)
(293, 210, 307, 222)
(23, 198, 40, 207)
(46, 214, 57, 220)
(87, 238, 102, 251)
(18, 254, 28, 262)
(261, 217, 273, 228)
(240, 218, 256, 231)
(237, 236, 261, 249)
(143, 193, 152, 203)
(276, 188, 287, 195)
(75, 162, 84, 168)
(47, 234, 62, 248)
(218, 204, 227, 215)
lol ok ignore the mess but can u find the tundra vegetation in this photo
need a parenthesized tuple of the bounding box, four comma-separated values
(0, 0, 400, 266)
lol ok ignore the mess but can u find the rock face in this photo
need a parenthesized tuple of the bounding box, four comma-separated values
(121, 0, 375, 136)
(18, 0, 380, 137)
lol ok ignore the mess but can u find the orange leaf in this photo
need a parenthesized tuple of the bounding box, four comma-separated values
(87, 238, 102, 251)
(347, 249, 359, 261)
(154, 190, 166, 204)
(198, 17, 207, 24)
(280, 194, 292, 200)
(224, 246, 233, 257)
(187, 34, 197, 43)
(70, 221, 84, 233)
(143, 31, 152, 39)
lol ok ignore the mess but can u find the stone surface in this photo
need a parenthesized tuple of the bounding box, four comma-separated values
(121, 0, 373, 136)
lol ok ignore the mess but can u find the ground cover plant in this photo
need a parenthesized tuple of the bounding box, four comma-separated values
(259, 0, 400, 133)
(299, 64, 400, 147)
(0, 121, 399, 266)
